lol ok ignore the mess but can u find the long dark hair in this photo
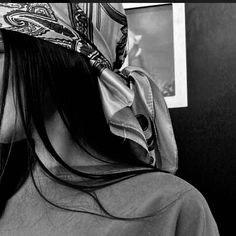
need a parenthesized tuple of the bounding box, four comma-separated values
(0, 29, 160, 219)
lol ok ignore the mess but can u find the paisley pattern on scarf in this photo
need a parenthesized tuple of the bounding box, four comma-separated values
(1, 3, 57, 36)
(0, 3, 126, 70)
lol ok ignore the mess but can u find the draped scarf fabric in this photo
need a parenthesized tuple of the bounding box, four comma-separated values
(0, 3, 178, 173)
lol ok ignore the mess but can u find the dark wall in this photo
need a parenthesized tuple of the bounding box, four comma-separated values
(171, 3, 236, 235)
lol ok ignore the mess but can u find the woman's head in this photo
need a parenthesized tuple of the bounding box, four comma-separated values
(0, 28, 151, 167)
(0, 3, 132, 159)
(0, 2, 178, 174)
(0, 2, 178, 172)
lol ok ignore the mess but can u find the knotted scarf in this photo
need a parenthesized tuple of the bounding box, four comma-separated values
(0, 3, 178, 173)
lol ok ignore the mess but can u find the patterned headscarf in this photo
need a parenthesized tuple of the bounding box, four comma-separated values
(0, 3, 178, 173)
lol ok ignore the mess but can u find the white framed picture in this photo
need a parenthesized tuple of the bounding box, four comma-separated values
(123, 3, 187, 108)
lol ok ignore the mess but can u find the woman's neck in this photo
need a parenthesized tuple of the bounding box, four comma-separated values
(32, 111, 105, 170)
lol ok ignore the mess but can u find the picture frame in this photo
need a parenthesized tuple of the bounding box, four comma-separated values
(122, 3, 187, 108)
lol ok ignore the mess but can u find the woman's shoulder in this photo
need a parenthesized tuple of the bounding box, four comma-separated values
(98, 171, 209, 216)
(99, 171, 219, 235)
(104, 171, 197, 198)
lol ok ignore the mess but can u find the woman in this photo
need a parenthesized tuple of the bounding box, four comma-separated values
(0, 3, 219, 235)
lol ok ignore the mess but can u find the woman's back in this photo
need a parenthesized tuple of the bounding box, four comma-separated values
(0, 165, 219, 236)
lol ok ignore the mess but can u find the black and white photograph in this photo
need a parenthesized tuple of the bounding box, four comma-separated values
(1, 2, 236, 236)
(123, 3, 187, 108)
